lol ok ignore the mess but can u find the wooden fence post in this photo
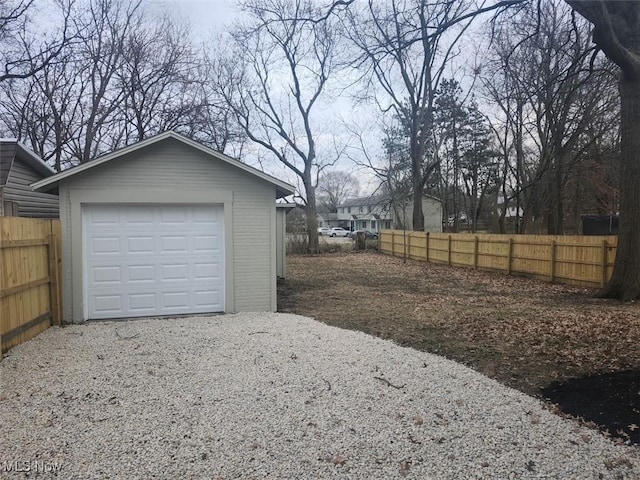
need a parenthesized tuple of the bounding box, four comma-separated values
(47, 235, 61, 326)
(506, 237, 513, 275)
(601, 239, 608, 287)
(391, 231, 395, 256)
(447, 235, 452, 266)
(549, 240, 556, 282)
(425, 232, 430, 262)
(473, 236, 479, 269)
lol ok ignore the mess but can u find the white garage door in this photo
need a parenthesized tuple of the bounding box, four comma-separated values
(84, 204, 224, 319)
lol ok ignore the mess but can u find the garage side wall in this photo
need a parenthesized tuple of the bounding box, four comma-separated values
(59, 139, 277, 322)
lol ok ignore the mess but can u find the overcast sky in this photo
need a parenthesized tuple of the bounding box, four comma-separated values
(150, 0, 380, 194)
(151, 0, 241, 36)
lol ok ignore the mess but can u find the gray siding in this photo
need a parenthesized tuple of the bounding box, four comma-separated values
(59, 138, 277, 322)
(423, 198, 443, 233)
(276, 208, 286, 278)
(0, 142, 16, 186)
(4, 158, 59, 218)
(394, 198, 443, 232)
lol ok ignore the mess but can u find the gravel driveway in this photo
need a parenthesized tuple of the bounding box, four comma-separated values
(1, 313, 638, 479)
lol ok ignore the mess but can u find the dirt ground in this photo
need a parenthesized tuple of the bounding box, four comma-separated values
(278, 251, 640, 444)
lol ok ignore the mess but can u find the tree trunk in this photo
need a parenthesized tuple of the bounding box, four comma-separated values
(411, 133, 424, 231)
(600, 78, 640, 299)
(515, 101, 524, 234)
(304, 179, 319, 254)
(412, 174, 424, 231)
(546, 163, 564, 235)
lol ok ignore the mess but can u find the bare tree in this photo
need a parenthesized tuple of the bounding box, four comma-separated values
(564, 1, 640, 300)
(0, 0, 71, 83)
(116, 14, 201, 143)
(523, 2, 613, 234)
(69, 0, 144, 163)
(215, 0, 343, 253)
(317, 170, 359, 212)
(345, 0, 526, 232)
(482, 0, 617, 235)
(190, 46, 248, 157)
(482, 45, 531, 234)
(0, 0, 210, 168)
(21, 48, 80, 171)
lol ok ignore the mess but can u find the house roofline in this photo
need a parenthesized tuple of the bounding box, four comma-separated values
(1, 140, 55, 177)
(31, 131, 295, 198)
(276, 202, 297, 212)
(338, 193, 442, 208)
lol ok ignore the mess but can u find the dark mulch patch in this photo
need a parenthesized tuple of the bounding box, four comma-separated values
(278, 251, 640, 445)
(543, 371, 640, 444)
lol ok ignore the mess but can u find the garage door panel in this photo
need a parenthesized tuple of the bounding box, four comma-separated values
(162, 291, 190, 308)
(194, 235, 220, 252)
(90, 209, 120, 225)
(194, 263, 220, 280)
(195, 290, 222, 307)
(160, 208, 188, 224)
(161, 235, 188, 252)
(128, 236, 155, 253)
(162, 263, 189, 280)
(84, 204, 224, 319)
(125, 207, 154, 224)
(192, 208, 220, 223)
(92, 237, 120, 254)
(129, 293, 157, 311)
(93, 295, 123, 314)
(92, 266, 121, 284)
(128, 264, 156, 282)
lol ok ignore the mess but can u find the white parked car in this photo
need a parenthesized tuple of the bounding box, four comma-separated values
(330, 227, 350, 237)
(317, 227, 331, 235)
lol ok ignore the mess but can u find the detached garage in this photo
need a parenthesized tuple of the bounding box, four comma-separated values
(32, 132, 295, 323)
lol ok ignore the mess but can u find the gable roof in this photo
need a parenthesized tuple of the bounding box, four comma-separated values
(338, 195, 387, 208)
(338, 193, 442, 208)
(31, 131, 295, 198)
(1, 140, 55, 186)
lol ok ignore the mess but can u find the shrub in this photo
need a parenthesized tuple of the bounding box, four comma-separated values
(286, 232, 309, 254)
(286, 233, 354, 254)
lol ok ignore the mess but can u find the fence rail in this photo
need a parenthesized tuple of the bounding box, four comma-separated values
(380, 230, 617, 288)
(1, 217, 62, 354)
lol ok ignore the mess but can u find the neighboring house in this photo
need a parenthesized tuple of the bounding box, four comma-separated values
(328, 194, 443, 233)
(392, 195, 443, 233)
(316, 211, 342, 229)
(332, 196, 394, 233)
(496, 193, 524, 220)
(0, 140, 58, 218)
(32, 131, 295, 323)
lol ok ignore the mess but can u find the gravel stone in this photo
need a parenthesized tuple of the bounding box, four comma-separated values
(1, 313, 638, 479)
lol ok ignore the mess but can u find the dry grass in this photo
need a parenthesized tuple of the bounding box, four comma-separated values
(278, 251, 640, 397)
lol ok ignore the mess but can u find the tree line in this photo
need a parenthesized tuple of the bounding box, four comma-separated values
(1, 0, 638, 299)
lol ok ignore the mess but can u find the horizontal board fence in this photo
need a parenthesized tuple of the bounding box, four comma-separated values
(380, 230, 618, 288)
(1, 217, 62, 354)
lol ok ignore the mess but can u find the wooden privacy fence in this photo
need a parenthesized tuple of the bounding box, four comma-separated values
(1, 217, 62, 354)
(380, 230, 618, 288)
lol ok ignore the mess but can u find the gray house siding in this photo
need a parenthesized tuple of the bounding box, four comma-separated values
(3, 159, 59, 218)
(394, 197, 443, 232)
(276, 207, 286, 278)
(58, 138, 278, 322)
(0, 143, 15, 185)
(423, 197, 443, 232)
